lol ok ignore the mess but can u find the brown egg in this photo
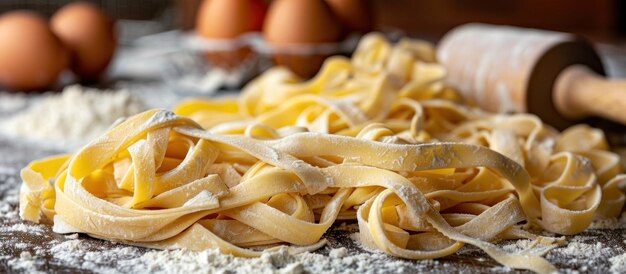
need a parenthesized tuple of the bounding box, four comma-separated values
(51, 2, 116, 81)
(196, 0, 256, 39)
(0, 11, 68, 91)
(326, 0, 373, 33)
(196, 0, 264, 71)
(263, 0, 343, 45)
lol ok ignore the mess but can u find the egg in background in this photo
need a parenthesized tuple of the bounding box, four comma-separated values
(197, 0, 258, 39)
(51, 2, 117, 81)
(0, 11, 68, 91)
(263, 0, 344, 78)
(263, 0, 343, 45)
(196, 0, 268, 70)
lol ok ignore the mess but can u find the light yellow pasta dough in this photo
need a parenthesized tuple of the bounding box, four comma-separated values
(20, 33, 626, 274)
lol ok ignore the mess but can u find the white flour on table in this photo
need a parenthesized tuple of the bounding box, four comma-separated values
(0, 85, 145, 148)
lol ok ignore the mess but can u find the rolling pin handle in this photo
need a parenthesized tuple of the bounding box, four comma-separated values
(554, 65, 626, 125)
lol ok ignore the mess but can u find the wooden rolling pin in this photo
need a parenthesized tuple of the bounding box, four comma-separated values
(437, 23, 625, 130)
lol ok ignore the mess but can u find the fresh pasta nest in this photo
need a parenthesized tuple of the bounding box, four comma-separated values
(19, 33, 626, 274)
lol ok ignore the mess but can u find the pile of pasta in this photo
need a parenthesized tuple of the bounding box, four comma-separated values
(20, 33, 626, 273)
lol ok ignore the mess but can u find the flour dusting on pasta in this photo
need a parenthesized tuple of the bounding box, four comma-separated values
(18, 33, 626, 274)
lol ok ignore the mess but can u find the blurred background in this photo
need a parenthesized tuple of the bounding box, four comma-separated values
(2, 0, 625, 42)
(1, 0, 626, 96)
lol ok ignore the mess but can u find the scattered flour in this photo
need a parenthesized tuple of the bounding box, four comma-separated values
(0, 172, 20, 220)
(501, 239, 535, 253)
(0, 171, 19, 204)
(329, 247, 348, 258)
(7, 251, 45, 274)
(545, 240, 620, 272)
(0, 223, 46, 234)
(554, 242, 611, 258)
(0, 202, 17, 219)
(65, 233, 79, 239)
(490, 266, 513, 273)
(0, 92, 28, 113)
(1, 85, 145, 144)
(610, 253, 626, 273)
(13, 242, 28, 249)
(588, 212, 626, 229)
(35, 239, 438, 274)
